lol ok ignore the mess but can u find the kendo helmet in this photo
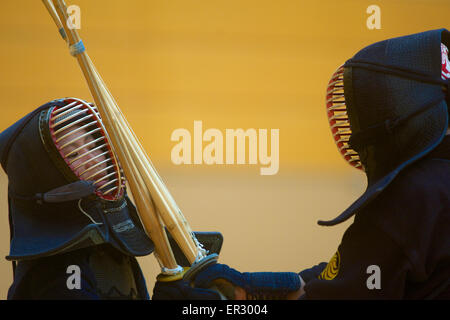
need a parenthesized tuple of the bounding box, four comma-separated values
(0, 98, 154, 260)
(322, 29, 450, 226)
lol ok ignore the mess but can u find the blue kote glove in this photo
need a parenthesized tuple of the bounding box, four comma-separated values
(152, 279, 222, 300)
(192, 263, 301, 300)
(152, 263, 301, 300)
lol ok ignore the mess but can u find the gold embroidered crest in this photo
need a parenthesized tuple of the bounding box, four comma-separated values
(319, 251, 340, 280)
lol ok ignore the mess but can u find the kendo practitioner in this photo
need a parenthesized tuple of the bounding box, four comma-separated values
(0, 98, 155, 299)
(152, 29, 450, 299)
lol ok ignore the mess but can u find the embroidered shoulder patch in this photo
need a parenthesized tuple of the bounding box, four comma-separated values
(319, 251, 341, 280)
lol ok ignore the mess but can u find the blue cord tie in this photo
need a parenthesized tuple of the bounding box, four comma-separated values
(58, 28, 67, 40)
(69, 40, 85, 56)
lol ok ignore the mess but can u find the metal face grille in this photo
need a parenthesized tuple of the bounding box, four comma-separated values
(49, 98, 125, 200)
(326, 66, 362, 170)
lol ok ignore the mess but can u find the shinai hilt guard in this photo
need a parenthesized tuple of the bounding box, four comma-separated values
(183, 253, 219, 282)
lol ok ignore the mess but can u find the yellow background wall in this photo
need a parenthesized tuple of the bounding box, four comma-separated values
(0, 0, 448, 298)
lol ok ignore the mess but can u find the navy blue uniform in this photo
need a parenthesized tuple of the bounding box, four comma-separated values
(300, 136, 450, 299)
(8, 244, 150, 300)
